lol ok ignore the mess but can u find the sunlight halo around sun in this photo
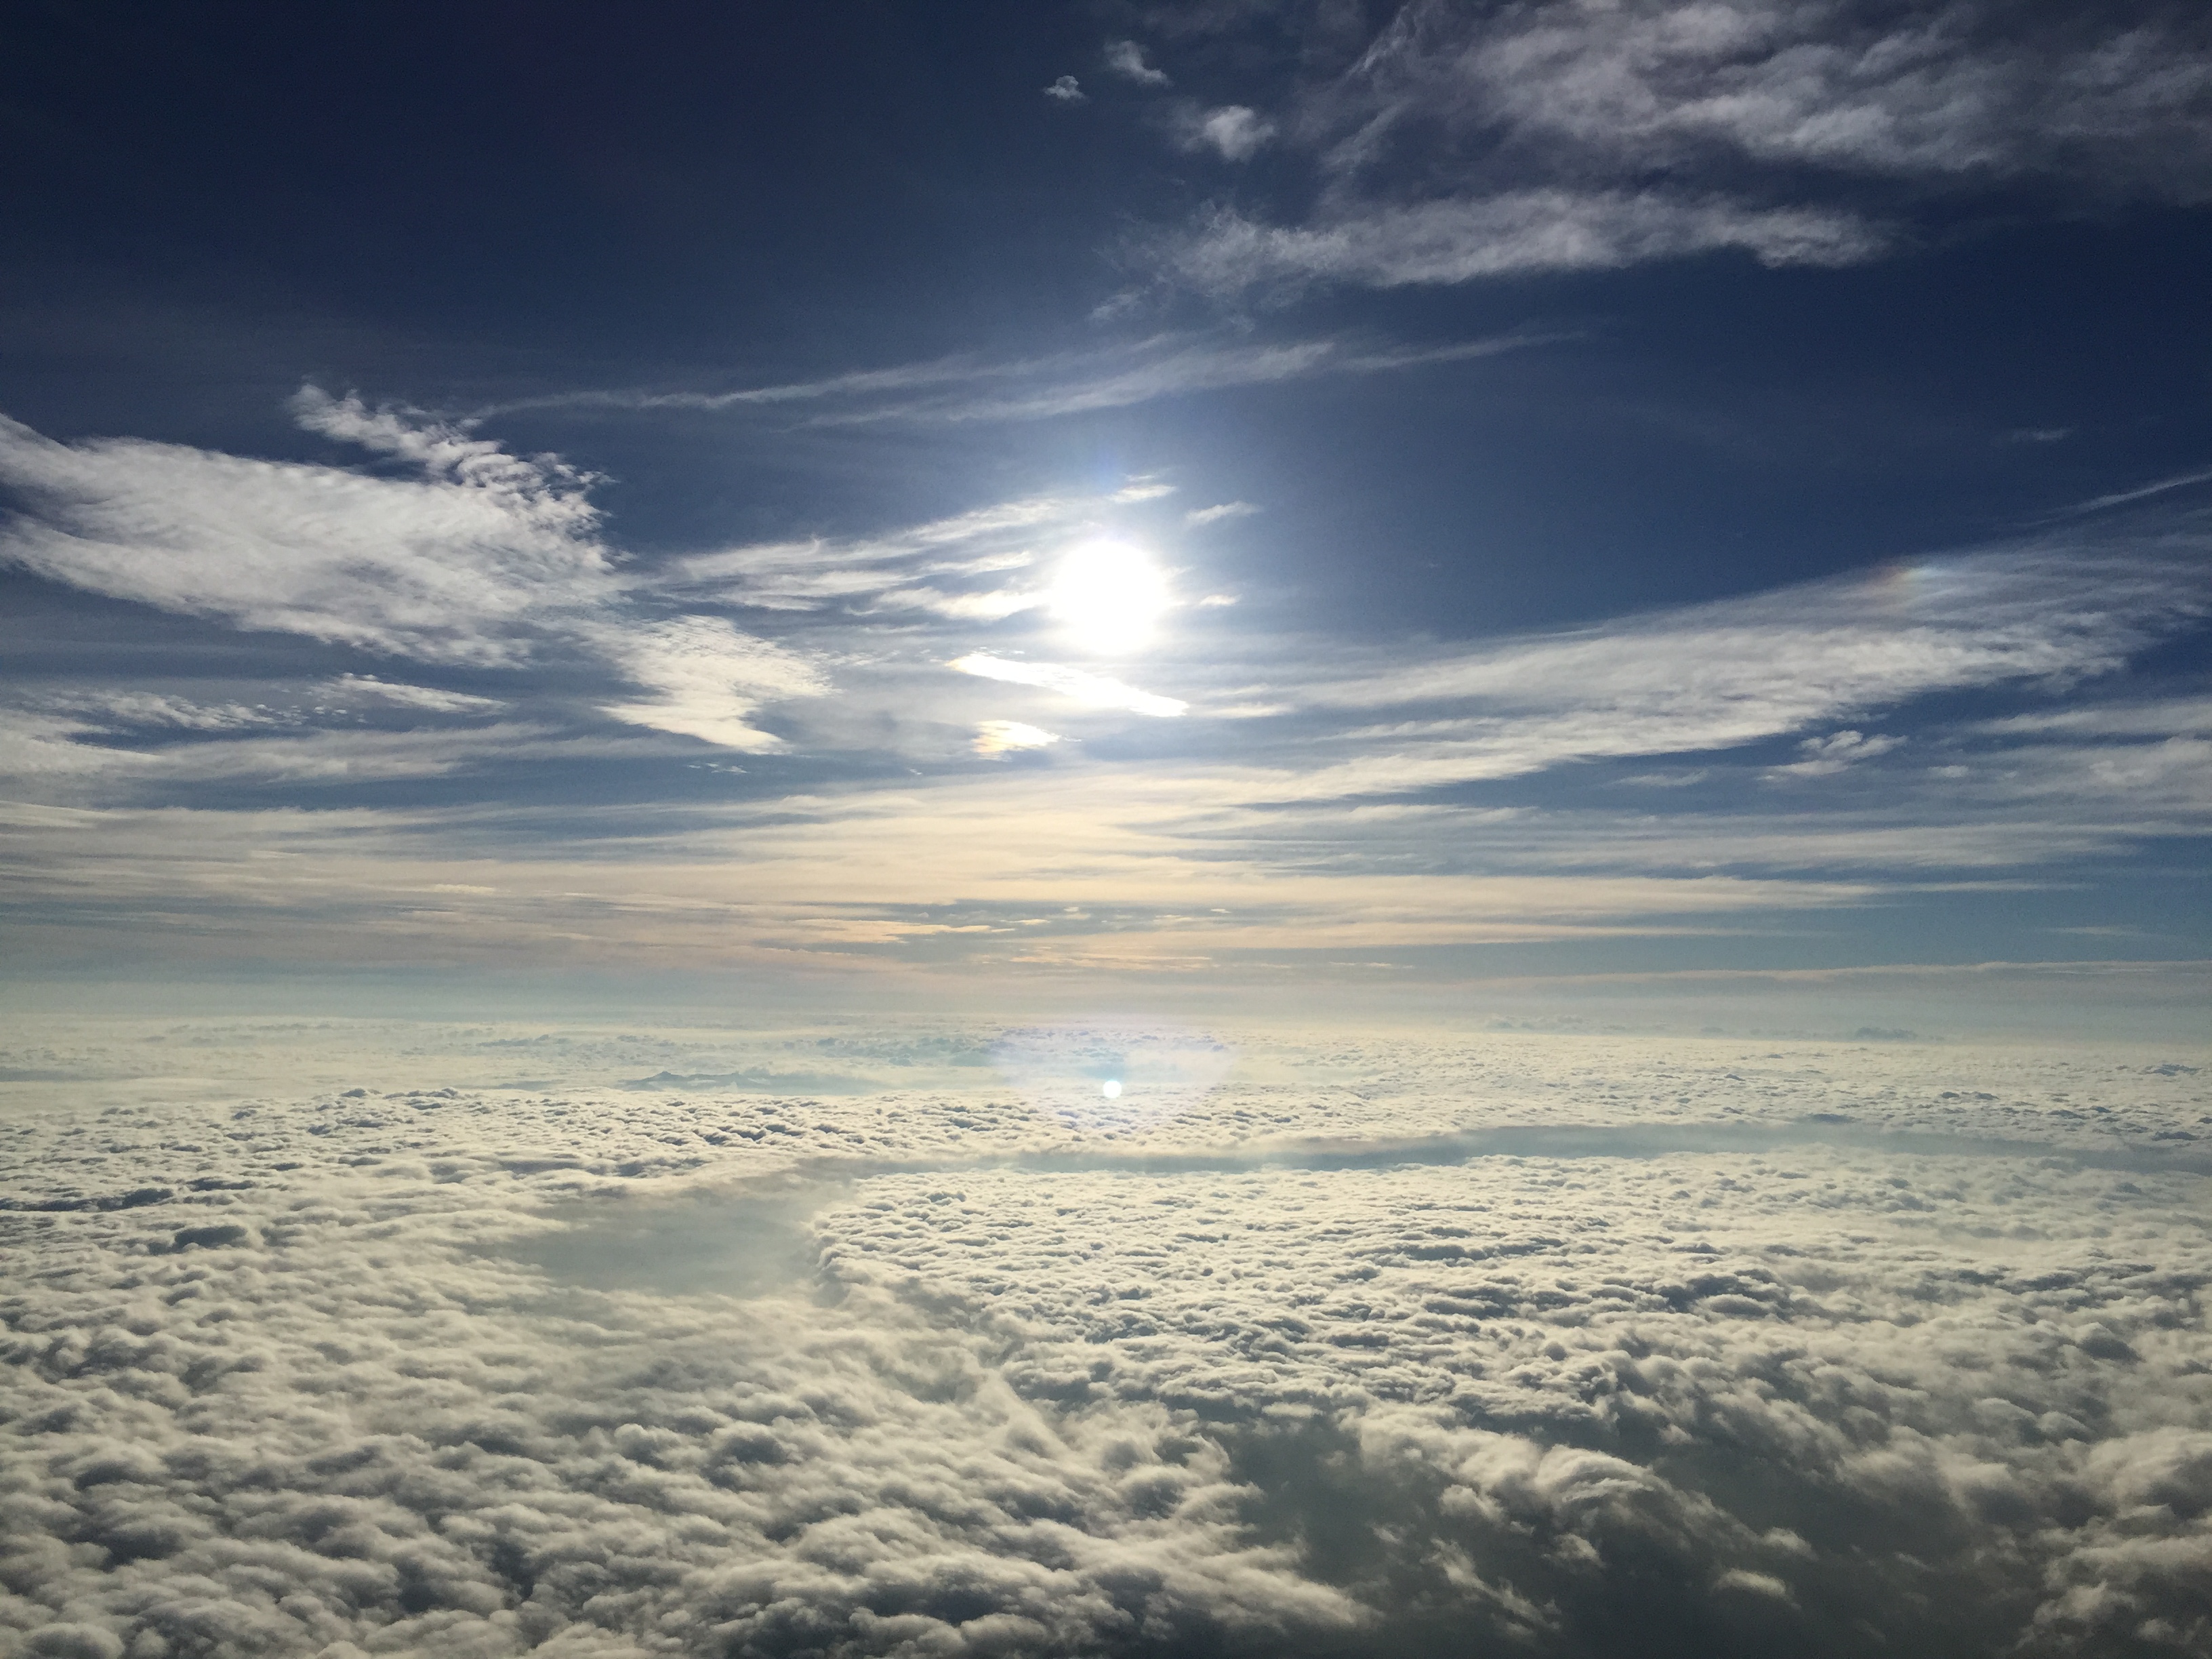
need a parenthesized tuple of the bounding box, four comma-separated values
(1048, 540, 1170, 655)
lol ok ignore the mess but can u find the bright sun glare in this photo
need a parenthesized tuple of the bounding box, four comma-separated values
(1048, 540, 1170, 655)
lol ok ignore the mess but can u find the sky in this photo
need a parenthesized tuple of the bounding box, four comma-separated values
(3, 0, 2212, 1030)
(5, 12, 2212, 1656)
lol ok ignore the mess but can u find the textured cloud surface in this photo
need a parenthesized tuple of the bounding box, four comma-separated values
(1141, 0, 2212, 293)
(3, 1021, 2207, 1656)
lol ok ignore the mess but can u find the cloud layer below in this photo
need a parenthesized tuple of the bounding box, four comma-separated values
(1, 1019, 2206, 1657)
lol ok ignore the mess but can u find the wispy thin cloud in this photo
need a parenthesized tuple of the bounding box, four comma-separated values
(2049, 465, 2212, 518)
(474, 330, 1559, 428)
(1765, 730, 1905, 779)
(477, 354, 1008, 417)
(596, 617, 830, 752)
(1143, 1, 2212, 296)
(0, 397, 834, 752)
(0, 709, 667, 788)
(0, 398, 618, 666)
(1162, 194, 1881, 295)
(1187, 501, 1260, 525)
(657, 493, 1082, 621)
(1971, 696, 2212, 739)
(6, 406, 2210, 971)
(41, 691, 276, 733)
(327, 674, 508, 714)
(949, 653, 1187, 718)
(813, 333, 1559, 426)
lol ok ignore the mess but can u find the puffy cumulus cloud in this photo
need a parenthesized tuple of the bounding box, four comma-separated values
(0, 1020, 1372, 1659)
(0, 1227, 1353, 1657)
(0, 1020, 2207, 1656)
(1145, 0, 2212, 294)
(1181, 106, 1276, 163)
(1104, 41, 1171, 89)
(817, 1157, 2212, 1651)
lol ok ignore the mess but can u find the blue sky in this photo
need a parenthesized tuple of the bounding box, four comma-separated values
(2, 1, 2209, 1022)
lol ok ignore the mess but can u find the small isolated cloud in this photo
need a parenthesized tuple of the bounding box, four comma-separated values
(1188, 105, 1274, 162)
(2053, 464, 2212, 518)
(327, 674, 508, 715)
(1111, 478, 1176, 502)
(599, 617, 830, 751)
(1714, 1570, 1798, 1606)
(1105, 39, 1170, 87)
(949, 653, 1187, 717)
(1770, 730, 1905, 779)
(1043, 74, 1085, 103)
(1187, 501, 1259, 525)
(974, 720, 1061, 756)
(1197, 594, 1239, 608)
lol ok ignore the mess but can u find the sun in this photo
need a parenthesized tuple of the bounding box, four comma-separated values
(1048, 540, 1171, 655)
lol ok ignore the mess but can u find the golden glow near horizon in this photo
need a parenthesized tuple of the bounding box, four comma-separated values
(1048, 539, 1171, 655)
